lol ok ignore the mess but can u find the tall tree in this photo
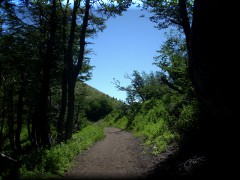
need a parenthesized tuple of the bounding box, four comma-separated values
(15, 65, 25, 151)
(142, 0, 193, 75)
(145, 0, 236, 176)
(65, 0, 91, 140)
(191, 0, 236, 167)
(7, 86, 15, 150)
(33, 0, 57, 146)
(63, 0, 132, 140)
(0, 0, 133, 153)
(57, 0, 70, 142)
(63, 0, 80, 140)
(153, 31, 191, 95)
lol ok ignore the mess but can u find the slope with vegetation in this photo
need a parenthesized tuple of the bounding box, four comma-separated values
(0, 80, 121, 179)
(102, 30, 198, 156)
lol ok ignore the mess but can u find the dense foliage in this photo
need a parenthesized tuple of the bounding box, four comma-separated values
(0, 0, 130, 178)
(8, 124, 103, 179)
(0, 0, 130, 150)
(102, 31, 199, 155)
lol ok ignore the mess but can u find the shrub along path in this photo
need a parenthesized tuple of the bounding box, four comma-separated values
(63, 127, 172, 179)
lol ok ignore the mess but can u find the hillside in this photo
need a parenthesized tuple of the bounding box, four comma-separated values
(74, 81, 123, 122)
(76, 81, 118, 101)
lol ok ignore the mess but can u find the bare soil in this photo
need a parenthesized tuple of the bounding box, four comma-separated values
(57, 125, 237, 180)
(62, 127, 175, 179)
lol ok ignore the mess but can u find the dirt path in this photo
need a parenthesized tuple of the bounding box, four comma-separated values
(63, 127, 160, 179)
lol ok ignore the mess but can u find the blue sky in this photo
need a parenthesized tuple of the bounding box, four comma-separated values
(86, 7, 166, 101)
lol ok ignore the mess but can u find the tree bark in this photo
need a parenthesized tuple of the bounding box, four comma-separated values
(57, 1, 69, 142)
(0, 89, 7, 151)
(57, 65, 68, 142)
(191, 0, 235, 176)
(27, 102, 34, 145)
(65, 0, 90, 140)
(33, 0, 57, 147)
(65, 75, 75, 140)
(178, 0, 191, 57)
(7, 86, 15, 150)
(15, 71, 25, 151)
(74, 0, 91, 79)
(64, 0, 79, 140)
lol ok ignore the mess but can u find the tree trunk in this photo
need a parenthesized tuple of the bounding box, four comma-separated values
(33, 0, 57, 147)
(178, 0, 191, 57)
(65, 0, 90, 140)
(64, 0, 79, 140)
(65, 75, 75, 140)
(34, 58, 51, 146)
(7, 86, 15, 151)
(74, 0, 90, 79)
(191, 0, 235, 176)
(31, 105, 38, 147)
(0, 89, 7, 151)
(15, 71, 25, 151)
(27, 102, 34, 145)
(57, 66, 67, 142)
(0, 114, 4, 151)
(57, 1, 70, 142)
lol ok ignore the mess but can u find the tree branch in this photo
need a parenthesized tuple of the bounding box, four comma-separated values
(161, 76, 184, 94)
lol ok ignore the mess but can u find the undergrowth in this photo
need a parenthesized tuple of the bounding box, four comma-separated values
(19, 124, 104, 179)
(101, 97, 197, 155)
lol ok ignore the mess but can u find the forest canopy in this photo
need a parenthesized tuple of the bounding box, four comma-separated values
(0, 0, 132, 159)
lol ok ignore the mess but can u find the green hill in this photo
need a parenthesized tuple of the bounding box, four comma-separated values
(74, 81, 123, 123)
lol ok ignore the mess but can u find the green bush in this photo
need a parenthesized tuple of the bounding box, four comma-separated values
(133, 116, 177, 154)
(175, 102, 199, 133)
(114, 116, 128, 129)
(19, 124, 104, 179)
(102, 99, 178, 155)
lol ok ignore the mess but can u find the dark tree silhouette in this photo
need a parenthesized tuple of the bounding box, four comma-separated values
(32, 0, 57, 147)
(189, 0, 236, 177)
